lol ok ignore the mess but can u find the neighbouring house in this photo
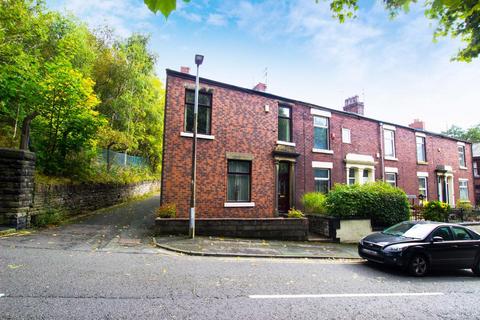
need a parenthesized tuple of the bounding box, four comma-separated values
(160, 68, 475, 219)
(473, 144, 480, 206)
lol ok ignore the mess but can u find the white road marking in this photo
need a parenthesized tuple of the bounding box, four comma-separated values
(249, 292, 444, 299)
(0, 293, 5, 298)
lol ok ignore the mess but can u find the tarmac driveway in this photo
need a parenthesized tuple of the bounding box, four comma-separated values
(0, 194, 162, 254)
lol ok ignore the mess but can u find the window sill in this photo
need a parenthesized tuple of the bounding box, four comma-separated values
(459, 166, 468, 170)
(180, 132, 215, 140)
(277, 141, 296, 147)
(224, 202, 255, 208)
(384, 156, 398, 161)
(312, 148, 333, 154)
(417, 161, 428, 165)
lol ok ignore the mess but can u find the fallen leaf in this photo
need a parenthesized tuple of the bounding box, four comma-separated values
(8, 264, 23, 269)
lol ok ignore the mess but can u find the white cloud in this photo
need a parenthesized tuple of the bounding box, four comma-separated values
(207, 13, 227, 26)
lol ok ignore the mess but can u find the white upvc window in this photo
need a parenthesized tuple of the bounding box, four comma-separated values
(418, 176, 428, 202)
(342, 128, 351, 144)
(384, 129, 396, 158)
(459, 179, 469, 201)
(458, 145, 466, 167)
(416, 136, 426, 162)
(313, 116, 329, 150)
(385, 173, 397, 187)
(348, 168, 356, 185)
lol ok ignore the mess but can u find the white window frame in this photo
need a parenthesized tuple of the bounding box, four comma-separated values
(384, 129, 396, 158)
(385, 172, 397, 187)
(342, 128, 351, 144)
(474, 161, 480, 178)
(313, 116, 330, 151)
(416, 136, 426, 163)
(459, 179, 469, 201)
(458, 145, 467, 168)
(418, 176, 428, 201)
(348, 167, 356, 185)
(314, 168, 331, 193)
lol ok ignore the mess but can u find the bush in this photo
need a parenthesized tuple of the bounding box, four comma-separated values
(457, 200, 473, 212)
(301, 192, 327, 215)
(421, 201, 451, 222)
(287, 208, 304, 218)
(156, 203, 176, 218)
(324, 182, 410, 227)
(32, 208, 65, 227)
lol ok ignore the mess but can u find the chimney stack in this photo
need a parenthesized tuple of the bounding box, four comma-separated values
(409, 119, 425, 130)
(253, 82, 267, 92)
(343, 95, 364, 115)
(180, 66, 190, 74)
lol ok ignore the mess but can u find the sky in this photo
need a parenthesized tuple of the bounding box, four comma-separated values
(47, 0, 480, 133)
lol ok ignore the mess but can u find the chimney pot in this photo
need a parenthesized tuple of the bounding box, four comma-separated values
(253, 82, 267, 92)
(180, 66, 190, 74)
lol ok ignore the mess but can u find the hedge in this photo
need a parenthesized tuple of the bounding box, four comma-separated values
(324, 182, 410, 227)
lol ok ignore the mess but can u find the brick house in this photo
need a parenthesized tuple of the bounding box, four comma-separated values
(473, 144, 480, 206)
(161, 69, 475, 218)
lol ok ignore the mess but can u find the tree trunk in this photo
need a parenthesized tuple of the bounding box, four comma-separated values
(19, 111, 39, 150)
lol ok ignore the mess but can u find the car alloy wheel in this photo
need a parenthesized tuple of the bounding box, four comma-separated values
(409, 255, 428, 277)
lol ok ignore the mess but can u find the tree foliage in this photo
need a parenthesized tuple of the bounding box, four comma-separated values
(442, 124, 480, 142)
(0, 0, 165, 178)
(143, 0, 480, 61)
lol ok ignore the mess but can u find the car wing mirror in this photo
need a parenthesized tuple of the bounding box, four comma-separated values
(432, 236, 444, 242)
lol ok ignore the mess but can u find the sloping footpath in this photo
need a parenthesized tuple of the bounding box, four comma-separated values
(154, 236, 360, 259)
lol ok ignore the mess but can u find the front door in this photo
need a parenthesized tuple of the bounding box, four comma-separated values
(278, 162, 290, 213)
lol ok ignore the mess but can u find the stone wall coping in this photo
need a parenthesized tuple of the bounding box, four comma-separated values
(0, 148, 36, 161)
(156, 217, 307, 221)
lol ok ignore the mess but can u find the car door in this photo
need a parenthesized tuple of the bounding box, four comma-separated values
(427, 226, 456, 267)
(450, 226, 478, 268)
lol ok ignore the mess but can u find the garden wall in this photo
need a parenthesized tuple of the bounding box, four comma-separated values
(155, 218, 308, 241)
(307, 214, 372, 243)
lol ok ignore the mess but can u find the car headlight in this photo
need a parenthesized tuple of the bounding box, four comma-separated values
(383, 244, 410, 253)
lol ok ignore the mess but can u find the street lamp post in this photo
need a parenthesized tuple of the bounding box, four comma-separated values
(189, 54, 204, 239)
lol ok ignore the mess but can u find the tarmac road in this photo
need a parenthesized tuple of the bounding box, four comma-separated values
(1, 194, 479, 319)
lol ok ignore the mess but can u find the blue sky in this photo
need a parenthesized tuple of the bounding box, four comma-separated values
(47, 0, 480, 133)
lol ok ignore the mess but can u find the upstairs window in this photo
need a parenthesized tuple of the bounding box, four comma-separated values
(313, 116, 329, 150)
(227, 160, 251, 202)
(342, 128, 351, 144)
(474, 161, 480, 177)
(278, 106, 292, 142)
(184, 90, 212, 135)
(314, 168, 330, 194)
(458, 145, 466, 167)
(384, 129, 396, 158)
(416, 136, 426, 162)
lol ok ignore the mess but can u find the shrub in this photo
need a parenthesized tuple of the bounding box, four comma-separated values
(287, 208, 304, 218)
(301, 192, 327, 215)
(457, 200, 473, 212)
(156, 203, 176, 218)
(421, 201, 451, 222)
(324, 182, 410, 227)
(32, 208, 65, 228)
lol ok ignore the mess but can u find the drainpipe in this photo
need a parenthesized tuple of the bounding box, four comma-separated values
(379, 123, 385, 181)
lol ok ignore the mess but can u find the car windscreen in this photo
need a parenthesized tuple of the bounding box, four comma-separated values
(382, 222, 437, 239)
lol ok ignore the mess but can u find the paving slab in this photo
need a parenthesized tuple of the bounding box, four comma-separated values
(154, 235, 361, 259)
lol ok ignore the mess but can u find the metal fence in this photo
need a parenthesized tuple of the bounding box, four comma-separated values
(410, 207, 480, 223)
(97, 148, 148, 168)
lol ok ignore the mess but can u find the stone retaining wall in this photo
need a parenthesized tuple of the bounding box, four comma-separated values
(0, 148, 36, 228)
(155, 218, 308, 241)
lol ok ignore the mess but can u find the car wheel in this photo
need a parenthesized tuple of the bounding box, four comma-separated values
(408, 254, 429, 277)
(472, 260, 480, 276)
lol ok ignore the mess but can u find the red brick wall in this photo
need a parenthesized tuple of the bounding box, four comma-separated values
(161, 71, 476, 219)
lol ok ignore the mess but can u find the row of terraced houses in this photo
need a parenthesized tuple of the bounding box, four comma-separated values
(161, 68, 476, 219)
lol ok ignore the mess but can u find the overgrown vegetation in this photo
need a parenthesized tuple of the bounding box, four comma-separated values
(31, 208, 65, 227)
(0, 0, 164, 183)
(156, 203, 176, 218)
(301, 192, 327, 215)
(421, 201, 451, 222)
(321, 182, 410, 227)
(287, 208, 304, 219)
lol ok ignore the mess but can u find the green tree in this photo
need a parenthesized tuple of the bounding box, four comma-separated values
(143, 0, 480, 62)
(442, 124, 480, 143)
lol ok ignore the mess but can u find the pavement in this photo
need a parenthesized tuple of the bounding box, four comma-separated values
(154, 236, 359, 259)
(2, 194, 480, 319)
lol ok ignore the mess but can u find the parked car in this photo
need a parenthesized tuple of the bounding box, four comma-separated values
(358, 221, 480, 276)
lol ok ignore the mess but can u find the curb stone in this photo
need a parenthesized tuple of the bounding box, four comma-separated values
(152, 237, 362, 260)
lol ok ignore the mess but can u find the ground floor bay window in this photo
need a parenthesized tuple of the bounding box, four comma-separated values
(436, 168, 454, 205)
(345, 154, 375, 185)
